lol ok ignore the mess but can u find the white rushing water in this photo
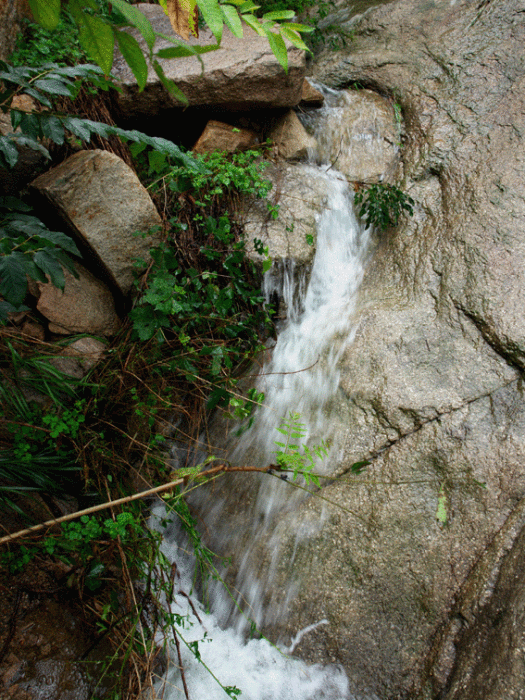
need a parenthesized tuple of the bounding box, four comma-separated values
(152, 507, 353, 700)
(155, 87, 375, 700)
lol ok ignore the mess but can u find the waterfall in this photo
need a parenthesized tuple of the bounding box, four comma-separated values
(154, 87, 375, 700)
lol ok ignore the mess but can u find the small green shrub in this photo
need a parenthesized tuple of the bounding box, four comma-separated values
(354, 183, 415, 230)
(129, 146, 275, 412)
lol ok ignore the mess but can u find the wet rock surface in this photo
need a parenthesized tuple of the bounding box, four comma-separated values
(198, 0, 525, 698)
(0, 565, 105, 700)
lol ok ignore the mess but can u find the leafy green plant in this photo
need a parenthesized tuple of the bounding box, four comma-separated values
(128, 146, 275, 412)
(26, 0, 313, 92)
(0, 196, 81, 318)
(9, 14, 86, 67)
(354, 183, 415, 230)
(0, 61, 198, 172)
(273, 412, 328, 486)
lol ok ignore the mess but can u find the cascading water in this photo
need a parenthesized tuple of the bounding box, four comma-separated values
(154, 86, 378, 700)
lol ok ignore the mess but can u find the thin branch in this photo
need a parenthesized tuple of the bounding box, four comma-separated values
(0, 463, 275, 546)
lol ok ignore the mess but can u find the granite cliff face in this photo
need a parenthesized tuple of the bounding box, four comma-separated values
(211, 1, 525, 697)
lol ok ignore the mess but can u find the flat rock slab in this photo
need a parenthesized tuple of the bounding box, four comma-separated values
(112, 4, 306, 116)
(31, 150, 162, 296)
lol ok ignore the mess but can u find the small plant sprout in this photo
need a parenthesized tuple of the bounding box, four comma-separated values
(273, 412, 329, 486)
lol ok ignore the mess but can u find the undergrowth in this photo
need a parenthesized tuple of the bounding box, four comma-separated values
(0, 136, 278, 698)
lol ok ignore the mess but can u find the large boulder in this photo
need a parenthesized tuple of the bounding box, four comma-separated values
(193, 120, 258, 154)
(193, 0, 525, 697)
(31, 150, 162, 296)
(268, 110, 317, 161)
(111, 4, 306, 116)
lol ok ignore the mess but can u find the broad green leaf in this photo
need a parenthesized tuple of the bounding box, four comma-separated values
(239, 1, 260, 11)
(28, 0, 60, 30)
(280, 26, 310, 52)
(265, 30, 288, 73)
(152, 60, 188, 106)
(350, 460, 370, 474)
(221, 4, 243, 37)
(155, 38, 219, 55)
(115, 30, 149, 91)
(262, 10, 295, 20)
(52, 249, 79, 278)
(32, 78, 75, 97)
(12, 135, 50, 160)
(22, 87, 52, 108)
(53, 64, 105, 78)
(196, 0, 223, 42)
(158, 0, 168, 9)
(0, 137, 19, 169)
(38, 229, 80, 256)
(41, 116, 65, 145)
(281, 22, 314, 33)
(78, 13, 115, 74)
(62, 116, 94, 141)
(111, 0, 156, 50)
(33, 250, 66, 291)
(10, 111, 22, 130)
(21, 258, 47, 284)
(148, 150, 167, 174)
(241, 13, 265, 36)
(156, 45, 199, 58)
(0, 197, 32, 213)
(19, 112, 41, 140)
(0, 254, 27, 306)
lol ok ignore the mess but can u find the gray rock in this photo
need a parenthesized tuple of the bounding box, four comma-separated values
(194, 0, 525, 697)
(112, 4, 306, 116)
(244, 162, 336, 265)
(31, 150, 162, 296)
(314, 88, 400, 183)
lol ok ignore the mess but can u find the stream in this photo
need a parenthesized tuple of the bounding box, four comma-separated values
(154, 87, 377, 700)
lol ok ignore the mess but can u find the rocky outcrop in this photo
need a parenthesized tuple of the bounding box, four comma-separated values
(244, 163, 335, 265)
(31, 150, 162, 296)
(193, 0, 525, 698)
(112, 4, 306, 116)
(314, 88, 400, 183)
(259, 0, 525, 696)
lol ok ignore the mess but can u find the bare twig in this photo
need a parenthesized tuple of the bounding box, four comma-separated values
(0, 463, 276, 546)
